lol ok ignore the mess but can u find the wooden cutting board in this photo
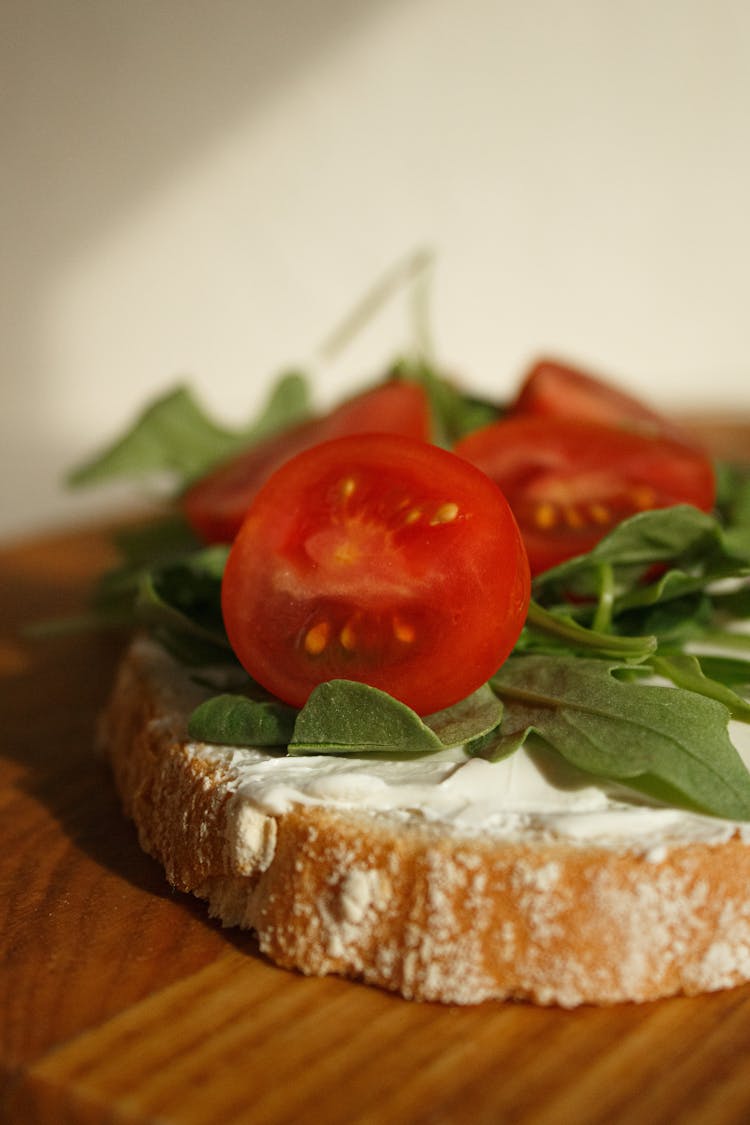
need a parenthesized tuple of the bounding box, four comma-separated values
(2, 418, 750, 1125)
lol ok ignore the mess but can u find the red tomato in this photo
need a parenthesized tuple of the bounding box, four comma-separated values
(222, 433, 530, 715)
(513, 358, 691, 442)
(454, 416, 716, 575)
(184, 381, 431, 543)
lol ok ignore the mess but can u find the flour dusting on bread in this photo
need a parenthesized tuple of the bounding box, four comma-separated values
(100, 636, 750, 1007)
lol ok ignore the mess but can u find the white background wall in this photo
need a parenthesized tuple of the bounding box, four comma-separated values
(3, 0, 749, 542)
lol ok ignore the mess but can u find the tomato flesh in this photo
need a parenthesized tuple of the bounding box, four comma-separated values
(221, 433, 530, 715)
(512, 358, 691, 442)
(454, 416, 716, 575)
(184, 380, 431, 543)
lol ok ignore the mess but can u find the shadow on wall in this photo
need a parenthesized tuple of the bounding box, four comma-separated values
(1, 0, 398, 534)
(4, 0, 396, 264)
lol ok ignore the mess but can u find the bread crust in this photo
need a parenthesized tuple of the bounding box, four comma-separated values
(101, 638, 750, 1007)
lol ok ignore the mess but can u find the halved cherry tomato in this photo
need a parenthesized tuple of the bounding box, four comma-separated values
(454, 416, 716, 575)
(222, 433, 530, 714)
(512, 358, 691, 442)
(184, 381, 431, 543)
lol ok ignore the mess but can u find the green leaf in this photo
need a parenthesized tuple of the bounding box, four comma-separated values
(694, 653, 750, 689)
(67, 372, 311, 491)
(188, 693, 297, 747)
(525, 600, 657, 662)
(133, 546, 234, 666)
(317, 248, 435, 365)
(422, 684, 503, 753)
(391, 356, 502, 447)
(712, 585, 750, 621)
(616, 592, 714, 646)
(111, 514, 200, 567)
(289, 680, 443, 755)
(67, 386, 236, 487)
(245, 371, 312, 445)
(28, 520, 205, 639)
(532, 506, 750, 656)
(651, 652, 750, 722)
(615, 569, 722, 616)
(288, 680, 503, 757)
(490, 654, 750, 820)
(533, 506, 734, 600)
(716, 462, 750, 529)
(609, 566, 750, 640)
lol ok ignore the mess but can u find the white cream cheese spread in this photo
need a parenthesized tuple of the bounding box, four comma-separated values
(135, 632, 750, 856)
(187, 713, 750, 855)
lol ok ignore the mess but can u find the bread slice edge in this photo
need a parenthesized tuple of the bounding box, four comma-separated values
(99, 637, 750, 1007)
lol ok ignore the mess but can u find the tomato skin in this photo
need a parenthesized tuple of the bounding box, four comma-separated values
(183, 381, 432, 543)
(512, 358, 691, 442)
(221, 433, 530, 715)
(454, 416, 716, 576)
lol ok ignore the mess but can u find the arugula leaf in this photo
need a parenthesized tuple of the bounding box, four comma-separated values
(615, 592, 715, 647)
(713, 585, 750, 621)
(533, 506, 748, 602)
(651, 652, 750, 722)
(613, 569, 720, 616)
(66, 386, 231, 488)
(67, 372, 311, 491)
(110, 514, 201, 567)
(317, 248, 435, 364)
(241, 371, 312, 445)
(531, 506, 750, 660)
(27, 514, 209, 640)
(290, 681, 443, 756)
(488, 654, 750, 820)
(133, 546, 234, 666)
(716, 461, 750, 529)
(188, 693, 297, 746)
(422, 683, 504, 752)
(710, 461, 750, 560)
(288, 679, 502, 756)
(694, 653, 750, 689)
(185, 678, 504, 755)
(391, 357, 502, 446)
(608, 568, 750, 645)
(524, 600, 657, 661)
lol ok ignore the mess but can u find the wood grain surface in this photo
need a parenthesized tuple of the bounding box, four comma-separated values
(2, 419, 750, 1125)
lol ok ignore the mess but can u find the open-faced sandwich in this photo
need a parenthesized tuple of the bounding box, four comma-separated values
(70, 341, 750, 1007)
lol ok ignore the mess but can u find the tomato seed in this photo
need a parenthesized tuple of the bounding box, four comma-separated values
(533, 502, 558, 529)
(630, 484, 657, 509)
(339, 623, 357, 651)
(588, 502, 612, 525)
(392, 617, 416, 644)
(304, 622, 330, 655)
(430, 502, 459, 525)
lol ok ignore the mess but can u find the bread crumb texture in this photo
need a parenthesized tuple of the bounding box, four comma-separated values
(102, 640, 750, 1007)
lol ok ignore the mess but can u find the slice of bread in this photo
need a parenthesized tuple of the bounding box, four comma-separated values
(101, 636, 750, 1007)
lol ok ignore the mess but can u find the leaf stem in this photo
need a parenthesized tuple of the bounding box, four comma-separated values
(316, 248, 436, 364)
(592, 562, 615, 633)
(525, 599, 656, 662)
(650, 653, 750, 722)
